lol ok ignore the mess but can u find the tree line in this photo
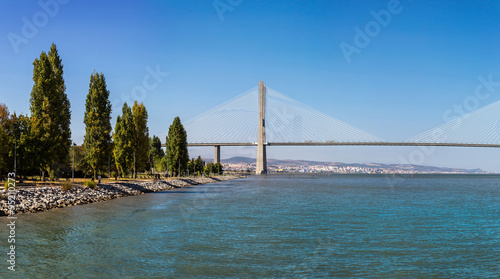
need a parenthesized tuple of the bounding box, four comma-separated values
(0, 43, 223, 181)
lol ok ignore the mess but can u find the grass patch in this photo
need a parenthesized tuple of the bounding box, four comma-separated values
(84, 180, 97, 189)
(61, 182, 73, 192)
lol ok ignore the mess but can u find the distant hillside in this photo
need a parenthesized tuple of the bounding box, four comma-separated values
(221, 156, 256, 164)
(220, 156, 486, 174)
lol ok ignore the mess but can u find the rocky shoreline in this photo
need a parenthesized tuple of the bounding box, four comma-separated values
(0, 175, 242, 216)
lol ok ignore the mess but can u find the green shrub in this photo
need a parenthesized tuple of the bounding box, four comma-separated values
(84, 180, 97, 189)
(61, 182, 73, 192)
(4, 180, 15, 190)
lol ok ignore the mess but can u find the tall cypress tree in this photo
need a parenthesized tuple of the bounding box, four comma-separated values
(113, 103, 134, 177)
(132, 101, 149, 176)
(30, 44, 71, 179)
(166, 117, 189, 176)
(48, 43, 71, 166)
(84, 71, 112, 179)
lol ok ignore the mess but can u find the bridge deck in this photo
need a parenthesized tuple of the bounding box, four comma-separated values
(178, 142, 500, 148)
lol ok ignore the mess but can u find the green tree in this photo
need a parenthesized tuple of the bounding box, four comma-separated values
(132, 101, 149, 177)
(149, 136, 165, 158)
(84, 71, 112, 179)
(158, 156, 168, 173)
(213, 162, 223, 175)
(166, 117, 189, 177)
(71, 144, 88, 177)
(30, 44, 71, 180)
(0, 104, 10, 178)
(9, 113, 35, 178)
(188, 159, 195, 176)
(203, 162, 213, 176)
(195, 156, 204, 176)
(188, 156, 204, 176)
(48, 43, 71, 171)
(149, 135, 165, 172)
(113, 103, 134, 177)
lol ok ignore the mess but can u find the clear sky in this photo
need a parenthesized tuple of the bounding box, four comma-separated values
(1, 0, 500, 171)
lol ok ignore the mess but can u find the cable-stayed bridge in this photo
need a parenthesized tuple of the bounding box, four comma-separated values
(184, 81, 500, 174)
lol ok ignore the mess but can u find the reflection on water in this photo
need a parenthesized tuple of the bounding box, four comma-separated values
(1, 175, 500, 278)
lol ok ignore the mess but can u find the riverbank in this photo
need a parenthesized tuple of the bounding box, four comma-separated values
(0, 175, 243, 216)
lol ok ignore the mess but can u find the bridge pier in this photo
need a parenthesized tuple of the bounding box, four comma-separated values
(256, 81, 267, 175)
(214, 145, 220, 164)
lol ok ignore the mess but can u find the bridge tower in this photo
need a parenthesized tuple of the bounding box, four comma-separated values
(256, 81, 267, 175)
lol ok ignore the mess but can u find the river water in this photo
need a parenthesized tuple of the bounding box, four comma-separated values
(2, 174, 500, 278)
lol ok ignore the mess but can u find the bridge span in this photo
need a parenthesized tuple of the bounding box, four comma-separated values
(186, 142, 500, 170)
(187, 142, 500, 148)
(175, 81, 500, 174)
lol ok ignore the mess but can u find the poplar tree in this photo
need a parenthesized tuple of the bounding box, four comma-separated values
(30, 43, 71, 179)
(132, 101, 149, 176)
(84, 71, 112, 179)
(166, 117, 189, 176)
(48, 43, 71, 165)
(113, 103, 134, 177)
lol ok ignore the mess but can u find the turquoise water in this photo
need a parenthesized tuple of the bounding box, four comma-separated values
(2, 175, 500, 278)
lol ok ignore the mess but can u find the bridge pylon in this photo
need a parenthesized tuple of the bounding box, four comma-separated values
(256, 81, 267, 175)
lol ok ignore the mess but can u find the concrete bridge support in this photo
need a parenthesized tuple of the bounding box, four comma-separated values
(256, 81, 267, 175)
(214, 145, 220, 164)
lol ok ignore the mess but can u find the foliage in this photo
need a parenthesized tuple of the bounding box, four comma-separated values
(61, 182, 72, 191)
(188, 156, 205, 176)
(29, 43, 71, 179)
(195, 156, 205, 175)
(150, 135, 165, 158)
(84, 71, 112, 179)
(113, 103, 134, 177)
(132, 101, 149, 175)
(166, 117, 189, 177)
(70, 144, 90, 177)
(1, 105, 38, 178)
(149, 135, 164, 171)
(84, 180, 96, 189)
(213, 162, 223, 175)
(160, 156, 169, 172)
(0, 104, 10, 178)
(9, 113, 37, 176)
(149, 135, 166, 173)
(4, 180, 12, 190)
(203, 162, 223, 176)
(203, 162, 213, 176)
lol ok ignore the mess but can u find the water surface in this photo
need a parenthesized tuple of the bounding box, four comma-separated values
(2, 174, 499, 278)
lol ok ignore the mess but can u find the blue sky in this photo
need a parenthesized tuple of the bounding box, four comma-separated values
(1, 0, 500, 171)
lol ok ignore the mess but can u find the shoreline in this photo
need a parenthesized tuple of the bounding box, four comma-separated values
(0, 175, 243, 216)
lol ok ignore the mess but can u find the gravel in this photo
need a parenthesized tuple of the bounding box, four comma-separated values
(0, 176, 242, 216)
